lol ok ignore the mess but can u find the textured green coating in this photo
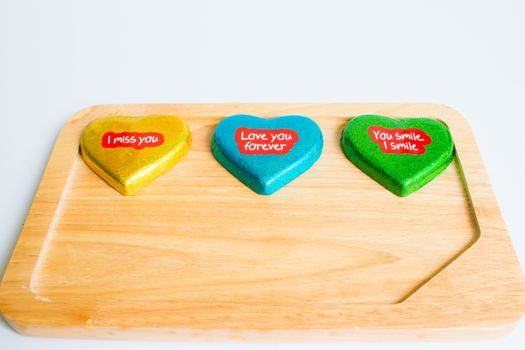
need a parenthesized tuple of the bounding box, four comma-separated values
(341, 115, 454, 197)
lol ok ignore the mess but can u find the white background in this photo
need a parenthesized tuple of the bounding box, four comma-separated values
(1, 0, 524, 349)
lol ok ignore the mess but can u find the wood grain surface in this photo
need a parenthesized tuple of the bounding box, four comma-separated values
(0, 104, 523, 341)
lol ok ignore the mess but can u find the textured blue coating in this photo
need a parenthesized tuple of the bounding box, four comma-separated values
(211, 115, 323, 195)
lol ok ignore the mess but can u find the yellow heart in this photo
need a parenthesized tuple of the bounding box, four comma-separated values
(80, 115, 191, 195)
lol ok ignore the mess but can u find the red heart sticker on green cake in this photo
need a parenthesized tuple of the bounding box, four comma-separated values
(341, 115, 454, 196)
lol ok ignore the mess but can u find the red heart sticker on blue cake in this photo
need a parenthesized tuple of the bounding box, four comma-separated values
(212, 115, 323, 195)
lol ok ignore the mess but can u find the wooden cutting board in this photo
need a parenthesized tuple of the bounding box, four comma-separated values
(0, 104, 523, 341)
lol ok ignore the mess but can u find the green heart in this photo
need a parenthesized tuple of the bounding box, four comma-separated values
(341, 115, 454, 197)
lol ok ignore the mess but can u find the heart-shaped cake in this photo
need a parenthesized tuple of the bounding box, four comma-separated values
(341, 115, 454, 196)
(80, 115, 191, 195)
(212, 114, 323, 195)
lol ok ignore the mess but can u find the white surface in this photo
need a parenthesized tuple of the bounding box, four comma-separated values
(1, 0, 524, 348)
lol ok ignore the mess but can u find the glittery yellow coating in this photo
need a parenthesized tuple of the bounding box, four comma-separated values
(80, 115, 191, 195)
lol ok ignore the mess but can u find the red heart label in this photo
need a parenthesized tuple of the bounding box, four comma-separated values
(368, 126, 432, 155)
(234, 127, 299, 155)
(102, 131, 164, 150)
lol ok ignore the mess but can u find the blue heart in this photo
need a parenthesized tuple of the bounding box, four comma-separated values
(211, 114, 323, 195)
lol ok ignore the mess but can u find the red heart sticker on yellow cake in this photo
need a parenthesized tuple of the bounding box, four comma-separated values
(80, 115, 191, 195)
